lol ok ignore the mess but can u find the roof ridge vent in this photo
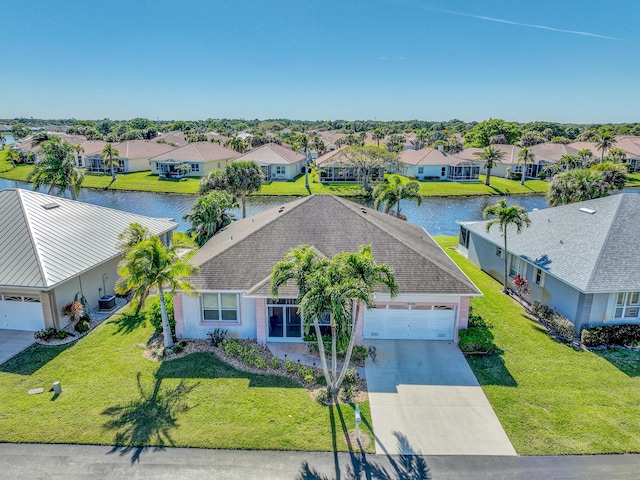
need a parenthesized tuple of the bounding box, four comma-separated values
(579, 207, 596, 214)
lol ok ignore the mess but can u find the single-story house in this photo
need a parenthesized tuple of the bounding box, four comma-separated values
(85, 140, 176, 174)
(11, 132, 87, 163)
(74, 140, 107, 168)
(0, 189, 177, 332)
(401, 147, 479, 181)
(149, 142, 240, 178)
(458, 193, 640, 333)
(316, 147, 386, 183)
(175, 195, 481, 343)
(527, 143, 579, 176)
(232, 143, 306, 180)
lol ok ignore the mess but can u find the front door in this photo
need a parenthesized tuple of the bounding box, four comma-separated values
(267, 300, 302, 340)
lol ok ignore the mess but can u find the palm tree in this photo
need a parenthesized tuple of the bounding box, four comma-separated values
(101, 143, 120, 181)
(371, 128, 386, 147)
(225, 136, 247, 153)
(517, 147, 535, 185)
(372, 175, 422, 218)
(28, 137, 85, 199)
(117, 222, 151, 252)
(473, 146, 506, 186)
(415, 128, 429, 149)
(221, 161, 264, 218)
(311, 135, 326, 158)
(271, 244, 397, 396)
(71, 144, 84, 167)
(483, 200, 531, 293)
(7, 150, 19, 168)
(183, 191, 238, 247)
(295, 134, 310, 190)
(595, 133, 616, 163)
(115, 235, 198, 348)
(0, 135, 6, 150)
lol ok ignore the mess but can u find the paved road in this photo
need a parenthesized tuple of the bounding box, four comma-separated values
(1, 443, 639, 480)
(365, 340, 516, 456)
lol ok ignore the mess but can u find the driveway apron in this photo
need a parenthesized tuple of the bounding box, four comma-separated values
(364, 339, 516, 456)
(0, 330, 35, 365)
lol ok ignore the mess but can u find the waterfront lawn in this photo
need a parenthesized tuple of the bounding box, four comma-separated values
(435, 236, 640, 455)
(81, 172, 201, 194)
(0, 312, 371, 452)
(418, 176, 548, 196)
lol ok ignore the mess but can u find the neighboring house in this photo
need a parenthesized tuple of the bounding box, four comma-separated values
(456, 144, 522, 179)
(175, 195, 480, 343)
(74, 140, 107, 168)
(232, 143, 306, 180)
(458, 194, 640, 334)
(609, 135, 640, 172)
(401, 147, 479, 181)
(85, 140, 175, 174)
(316, 131, 346, 151)
(149, 142, 240, 179)
(528, 143, 579, 176)
(316, 147, 385, 183)
(12, 132, 87, 163)
(0, 188, 177, 332)
(155, 131, 190, 147)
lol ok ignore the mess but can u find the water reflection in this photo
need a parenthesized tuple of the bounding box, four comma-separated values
(4, 178, 633, 236)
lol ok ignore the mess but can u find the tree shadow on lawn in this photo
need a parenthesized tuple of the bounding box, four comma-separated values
(103, 372, 196, 463)
(593, 347, 640, 377)
(108, 310, 148, 336)
(155, 351, 301, 388)
(0, 343, 73, 376)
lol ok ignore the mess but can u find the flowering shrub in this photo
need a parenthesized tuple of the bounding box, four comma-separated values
(513, 274, 530, 299)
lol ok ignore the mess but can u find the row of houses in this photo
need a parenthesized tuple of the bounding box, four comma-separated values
(13, 132, 640, 183)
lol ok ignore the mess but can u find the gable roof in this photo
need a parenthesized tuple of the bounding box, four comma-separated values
(148, 142, 240, 163)
(0, 189, 178, 289)
(400, 148, 468, 166)
(528, 143, 578, 162)
(233, 143, 305, 166)
(188, 195, 480, 297)
(111, 140, 176, 159)
(460, 193, 640, 293)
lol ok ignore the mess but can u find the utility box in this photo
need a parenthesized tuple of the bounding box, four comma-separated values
(53, 381, 62, 395)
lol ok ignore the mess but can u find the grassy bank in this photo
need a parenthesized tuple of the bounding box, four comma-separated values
(435, 236, 640, 455)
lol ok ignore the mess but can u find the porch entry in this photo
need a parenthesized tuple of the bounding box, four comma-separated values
(267, 298, 302, 340)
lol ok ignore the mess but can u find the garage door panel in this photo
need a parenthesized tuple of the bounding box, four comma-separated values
(364, 305, 456, 341)
(0, 299, 45, 331)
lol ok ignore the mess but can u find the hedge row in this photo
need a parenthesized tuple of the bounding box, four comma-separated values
(530, 301, 575, 342)
(581, 324, 640, 347)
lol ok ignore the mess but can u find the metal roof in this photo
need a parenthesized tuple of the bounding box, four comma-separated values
(0, 189, 178, 289)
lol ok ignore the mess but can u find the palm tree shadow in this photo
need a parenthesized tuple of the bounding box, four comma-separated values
(297, 429, 431, 479)
(102, 372, 197, 463)
(108, 310, 147, 335)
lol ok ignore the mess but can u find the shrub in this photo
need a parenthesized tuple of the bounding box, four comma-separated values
(339, 384, 356, 403)
(467, 306, 492, 328)
(581, 324, 640, 347)
(351, 346, 368, 366)
(285, 360, 298, 374)
(171, 344, 184, 354)
(253, 357, 268, 369)
(342, 368, 357, 386)
(270, 356, 281, 369)
(55, 330, 71, 340)
(145, 293, 175, 334)
(222, 338, 242, 357)
(74, 320, 90, 334)
(316, 388, 332, 405)
(61, 300, 84, 324)
(207, 328, 228, 346)
(34, 328, 58, 341)
(298, 365, 315, 383)
(531, 301, 575, 342)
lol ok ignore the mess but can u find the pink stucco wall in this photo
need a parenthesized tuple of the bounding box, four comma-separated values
(458, 296, 470, 330)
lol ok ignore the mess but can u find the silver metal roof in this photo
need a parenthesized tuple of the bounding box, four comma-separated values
(0, 189, 178, 289)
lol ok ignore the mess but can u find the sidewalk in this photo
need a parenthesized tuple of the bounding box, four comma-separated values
(1, 443, 640, 480)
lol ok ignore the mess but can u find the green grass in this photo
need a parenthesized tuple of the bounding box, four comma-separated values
(434, 236, 640, 455)
(0, 313, 372, 452)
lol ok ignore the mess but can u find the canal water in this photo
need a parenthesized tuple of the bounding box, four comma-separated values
(0, 178, 552, 236)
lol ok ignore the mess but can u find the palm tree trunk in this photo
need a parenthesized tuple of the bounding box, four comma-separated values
(304, 153, 309, 190)
(335, 301, 360, 389)
(331, 318, 337, 386)
(241, 194, 247, 218)
(313, 320, 333, 394)
(110, 162, 116, 182)
(158, 285, 174, 348)
(521, 164, 526, 185)
(485, 167, 492, 186)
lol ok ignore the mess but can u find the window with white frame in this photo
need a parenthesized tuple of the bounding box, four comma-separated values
(275, 165, 286, 175)
(535, 268, 545, 286)
(418, 167, 424, 174)
(202, 293, 239, 322)
(615, 292, 640, 319)
(190, 163, 200, 172)
(509, 256, 525, 278)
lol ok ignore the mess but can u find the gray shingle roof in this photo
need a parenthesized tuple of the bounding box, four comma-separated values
(189, 195, 480, 297)
(0, 189, 178, 289)
(460, 193, 640, 293)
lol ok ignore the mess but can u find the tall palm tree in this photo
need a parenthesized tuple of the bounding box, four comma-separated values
(474, 146, 506, 186)
(296, 134, 310, 190)
(415, 128, 429, 149)
(71, 144, 85, 167)
(222, 161, 264, 218)
(115, 235, 198, 348)
(371, 128, 386, 147)
(0, 134, 6, 150)
(595, 133, 616, 163)
(517, 147, 535, 185)
(183, 191, 238, 246)
(28, 137, 84, 199)
(7, 150, 19, 168)
(483, 200, 531, 293)
(101, 143, 120, 181)
(225, 136, 247, 153)
(311, 135, 326, 158)
(271, 244, 397, 396)
(372, 175, 422, 218)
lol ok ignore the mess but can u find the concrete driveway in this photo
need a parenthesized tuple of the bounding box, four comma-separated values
(364, 339, 516, 456)
(0, 330, 35, 365)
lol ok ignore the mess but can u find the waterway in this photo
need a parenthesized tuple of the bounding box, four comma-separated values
(0, 178, 553, 236)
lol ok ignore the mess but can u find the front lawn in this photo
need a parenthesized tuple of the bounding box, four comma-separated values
(435, 236, 640, 455)
(0, 314, 371, 452)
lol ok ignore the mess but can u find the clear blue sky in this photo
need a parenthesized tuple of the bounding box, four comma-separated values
(4, 0, 639, 123)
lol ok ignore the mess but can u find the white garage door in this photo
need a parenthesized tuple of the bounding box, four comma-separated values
(364, 304, 456, 340)
(0, 295, 45, 331)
